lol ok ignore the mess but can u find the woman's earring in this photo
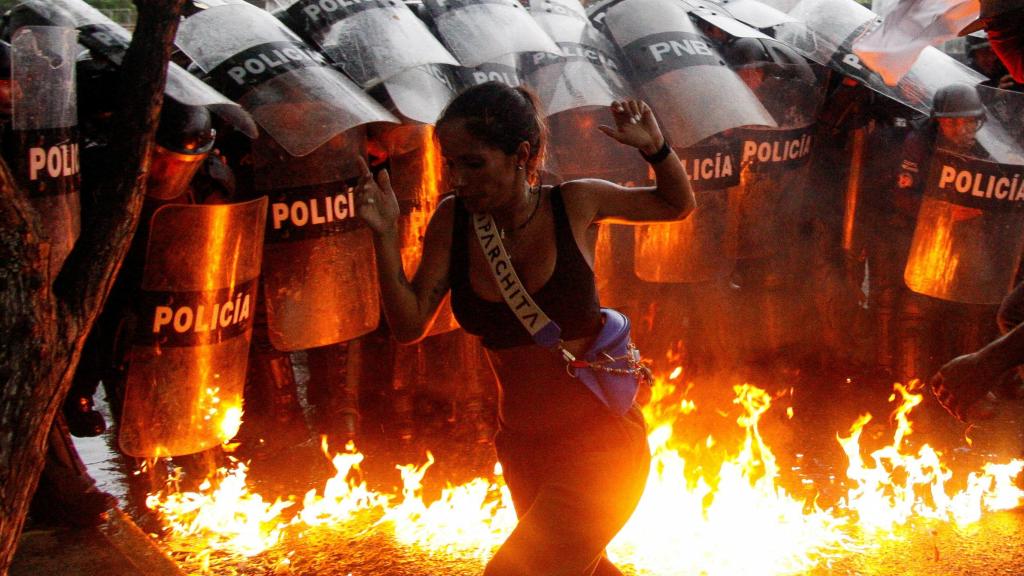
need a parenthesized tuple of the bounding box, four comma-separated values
(516, 165, 524, 171)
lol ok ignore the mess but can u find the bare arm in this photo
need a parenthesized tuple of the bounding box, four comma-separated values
(356, 158, 453, 343)
(583, 99, 695, 224)
(931, 320, 1024, 422)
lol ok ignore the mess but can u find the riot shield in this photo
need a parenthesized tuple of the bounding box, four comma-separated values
(601, 0, 775, 149)
(904, 87, 1024, 304)
(9, 25, 80, 281)
(272, 0, 459, 122)
(382, 63, 460, 124)
(772, 0, 985, 114)
(634, 135, 740, 282)
(33, 0, 257, 137)
(546, 107, 647, 183)
(682, 0, 779, 41)
(120, 197, 267, 457)
(274, 0, 458, 86)
(256, 130, 380, 351)
(523, 0, 632, 116)
(718, 0, 798, 29)
(727, 60, 824, 258)
(176, 0, 396, 157)
(456, 53, 524, 88)
(423, 0, 560, 68)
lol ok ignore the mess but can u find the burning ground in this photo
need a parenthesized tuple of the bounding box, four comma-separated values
(134, 366, 1024, 576)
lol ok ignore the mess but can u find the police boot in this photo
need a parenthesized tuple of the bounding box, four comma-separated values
(388, 342, 422, 442)
(239, 318, 309, 451)
(63, 392, 105, 438)
(391, 381, 417, 442)
(63, 320, 110, 438)
(872, 283, 899, 379)
(457, 396, 495, 445)
(306, 342, 360, 444)
(896, 293, 931, 384)
(455, 333, 494, 444)
(30, 417, 116, 528)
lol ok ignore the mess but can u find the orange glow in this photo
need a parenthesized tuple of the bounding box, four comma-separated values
(147, 371, 1024, 573)
(842, 127, 866, 253)
(904, 198, 961, 299)
(837, 380, 1024, 530)
(146, 460, 294, 558)
(399, 125, 443, 277)
(594, 222, 617, 301)
(392, 125, 458, 334)
(635, 219, 717, 283)
(296, 438, 389, 527)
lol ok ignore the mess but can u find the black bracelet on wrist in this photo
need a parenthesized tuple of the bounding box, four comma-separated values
(640, 140, 672, 164)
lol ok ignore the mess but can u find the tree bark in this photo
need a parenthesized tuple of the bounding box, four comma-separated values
(0, 1, 185, 573)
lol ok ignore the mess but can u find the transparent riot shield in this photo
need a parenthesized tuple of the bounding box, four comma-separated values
(33, 0, 256, 137)
(772, 0, 985, 114)
(382, 123, 460, 336)
(718, 0, 798, 29)
(176, 0, 396, 157)
(904, 87, 1024, 304)
(423, 0, 560, 68)
(456, 53, 524, 88)
(602, 0, 775, 149)
(272, 0, 459, 122)
(546, 107, 647, 182)
(120, 197, 267, 457)
(256, 130, 380, 351)
(274, 0, 458, 86)
(382, 63, 460, 124)
(682, 0, 779, 41)
(727, 60, 824, 258)
(9, 25, 79, 281)
(523, 0, 633, 117)
(634, 135, 741, 282)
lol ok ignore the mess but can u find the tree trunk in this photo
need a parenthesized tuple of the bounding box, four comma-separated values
(0, 2, 185, 573)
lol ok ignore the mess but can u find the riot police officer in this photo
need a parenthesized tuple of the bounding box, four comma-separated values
(882, 84, 999, 384)
(965, 32, 1022, 91)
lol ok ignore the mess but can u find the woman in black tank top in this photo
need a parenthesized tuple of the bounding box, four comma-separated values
(357, 82, 694, 576)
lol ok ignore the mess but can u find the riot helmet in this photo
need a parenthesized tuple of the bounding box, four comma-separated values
(965, 31, 1009, 81)
(932, 83, 985, 150)
(147, 100, 216, 201)
(721, 37, 815, 89)
(931, 83, 985, 118)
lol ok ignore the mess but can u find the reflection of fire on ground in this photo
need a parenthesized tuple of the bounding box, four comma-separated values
(146, 363, 1024, 576)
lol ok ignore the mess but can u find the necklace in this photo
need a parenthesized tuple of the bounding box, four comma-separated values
(499, 186, 541, 241)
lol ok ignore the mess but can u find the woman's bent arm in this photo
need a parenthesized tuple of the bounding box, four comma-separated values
(574, 99, 696, 224)
(358, 159, 454, 343)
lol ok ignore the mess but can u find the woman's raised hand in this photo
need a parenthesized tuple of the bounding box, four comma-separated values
(355, 157, 400, 237)
(598, 99, 666, 156)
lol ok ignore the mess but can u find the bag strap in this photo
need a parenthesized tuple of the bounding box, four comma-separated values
(471, 212, 563, 349)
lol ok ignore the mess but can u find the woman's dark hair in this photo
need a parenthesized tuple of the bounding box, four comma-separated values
(437, 81, 548, 182)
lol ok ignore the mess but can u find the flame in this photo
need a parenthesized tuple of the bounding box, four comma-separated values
(384, 454, 516, 560)
(218, 404, 242, 441)
(146, 461, 294, 557)
(837, 380, 1024, 531)
(147, 371, 1024, 573)
(296, 438, 390, 527)
(611, 381, 852, 575)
